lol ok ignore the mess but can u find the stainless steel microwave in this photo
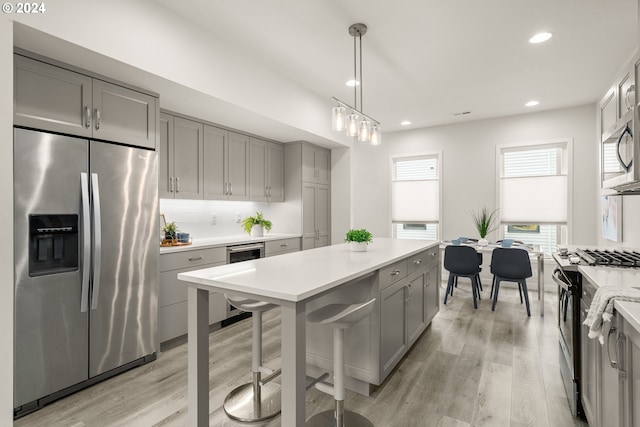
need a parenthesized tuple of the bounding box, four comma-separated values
(601, 109, 640, 192)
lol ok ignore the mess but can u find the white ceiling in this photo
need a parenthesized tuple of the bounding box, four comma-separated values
(153, 0, 638, 133)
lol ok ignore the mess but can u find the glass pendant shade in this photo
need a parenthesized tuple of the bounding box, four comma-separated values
(346, 113, 360, 137)
(358, 119, 372, 142)
(371, 125, 382, 146)
(332, 106, 346, 131)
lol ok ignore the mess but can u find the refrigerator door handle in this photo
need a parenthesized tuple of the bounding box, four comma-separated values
(91, 173, 102, 310)
(80, 173, 91, 313)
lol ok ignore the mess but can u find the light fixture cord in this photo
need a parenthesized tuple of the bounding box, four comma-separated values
(359, 31, 363, 114)
(353, 30, 357, 111)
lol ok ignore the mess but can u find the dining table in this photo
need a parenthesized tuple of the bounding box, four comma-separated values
(440, 240, 545, 316)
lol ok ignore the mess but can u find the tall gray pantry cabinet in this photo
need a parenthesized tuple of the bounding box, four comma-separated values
(285, 142, 331, 250)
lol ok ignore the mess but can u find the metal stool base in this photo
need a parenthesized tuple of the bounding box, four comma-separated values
(306, 409, 374, 427)
(223, 381, 281, 423)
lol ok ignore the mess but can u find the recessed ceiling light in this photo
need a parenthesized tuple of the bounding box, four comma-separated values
(346, 79, 360, 87)
(400, 120, 411, 126)
(529, 32, 552, 44)
(525, 100, 540, 107)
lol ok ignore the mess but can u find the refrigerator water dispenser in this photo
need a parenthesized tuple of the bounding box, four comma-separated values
(29, 214, 78, 276)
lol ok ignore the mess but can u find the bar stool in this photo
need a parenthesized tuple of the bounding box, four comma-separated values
(223, 295, 281, 423)
(306, 298, 376, 427)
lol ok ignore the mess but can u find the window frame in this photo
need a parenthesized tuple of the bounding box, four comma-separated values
(389, 151, 443, 240)
(495, 139, 573, 252)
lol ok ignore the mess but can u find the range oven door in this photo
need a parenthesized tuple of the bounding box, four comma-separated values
(552, 267, 581, 416)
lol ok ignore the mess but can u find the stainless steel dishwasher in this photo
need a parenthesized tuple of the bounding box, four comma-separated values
(221, 242, 265, 326)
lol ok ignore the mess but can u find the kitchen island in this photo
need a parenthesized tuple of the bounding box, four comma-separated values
(178, 237, 440, 426)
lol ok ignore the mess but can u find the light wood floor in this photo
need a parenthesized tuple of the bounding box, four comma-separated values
(16, 283, 588, 426)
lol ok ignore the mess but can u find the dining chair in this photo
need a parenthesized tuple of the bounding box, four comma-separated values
(490, 247, 532, 316)
(444, 245, 482, 309)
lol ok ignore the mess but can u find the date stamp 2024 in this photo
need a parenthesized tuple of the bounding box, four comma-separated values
(2, 2, 46, 14)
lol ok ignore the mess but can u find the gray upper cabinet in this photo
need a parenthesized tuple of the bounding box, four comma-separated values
(302, 145, 330, 184)
(249, 137, 284, 202)
(14, 54, 158, 150)
(14, 55, 92, 138)
(203, 126, 249, 201)
(159, 113, 204, 199)
(91, 79, 157, 149)
(227, 132, 250, 201)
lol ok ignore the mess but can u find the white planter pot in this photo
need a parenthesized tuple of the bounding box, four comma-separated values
(478, 238, 489, 246)
(250, 225, 264, 237)
(349, 242, 368, 252)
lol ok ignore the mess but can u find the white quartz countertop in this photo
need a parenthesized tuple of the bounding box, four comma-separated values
(178, 238, 439, 302)
(579, 265, 640, 289)
(160, 233, 301, 254)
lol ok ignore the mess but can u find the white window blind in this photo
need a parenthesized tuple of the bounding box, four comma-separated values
(392, 155, 440, 240)
(499, 143, 568, 254)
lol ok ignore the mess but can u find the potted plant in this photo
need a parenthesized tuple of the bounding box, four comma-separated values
(242, 211, 272, 237)
(470, 207, 498, 246)
(162, 221, 178, 242)
(345, 228, 373, 252)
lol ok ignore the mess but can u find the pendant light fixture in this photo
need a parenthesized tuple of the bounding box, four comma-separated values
(331, 23, 381, 145)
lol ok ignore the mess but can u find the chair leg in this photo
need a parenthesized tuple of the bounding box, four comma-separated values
(471, 276, 478, 309)
(477, 275, 483, 292)
(521, 280, 531, 316)
(444, 274, 454, 304)
(454, 276, 458, 289)
(518, 283, 523, 304)
(491, 279, 500, 311)
(490, 276, 495, 299)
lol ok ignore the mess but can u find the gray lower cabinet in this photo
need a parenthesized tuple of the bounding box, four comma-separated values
(14, 54, 157, 149)
(265, 237, 301, 257)
(581, 300, 599, 426)
(305, 244, 440, 388)
(620, 314, 640, 427)
(159, 247, 227, 343)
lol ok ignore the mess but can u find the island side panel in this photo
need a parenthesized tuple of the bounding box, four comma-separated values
(280, 300, 307, 426)
(187, 286, 209, 427)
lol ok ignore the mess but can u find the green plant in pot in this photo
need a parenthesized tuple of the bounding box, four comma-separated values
(345, 228, 373, 252)
(470, 207, 498, 246)
(162, 221, 178, 242)
(242, 212, 272, 237)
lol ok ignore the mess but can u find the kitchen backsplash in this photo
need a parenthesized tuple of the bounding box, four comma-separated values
(160, 199, 278, 239)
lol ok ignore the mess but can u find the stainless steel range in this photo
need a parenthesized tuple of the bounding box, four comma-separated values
(553, 248, 640, 418)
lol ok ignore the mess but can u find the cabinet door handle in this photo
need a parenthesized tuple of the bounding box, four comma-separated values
(616, 335, 626, 377)
(175, 177, 180, 192)
(95, 108, 101, 130)
(607, 325, 618, 369)
(85, 106, 91, 128)
(169, 177, 174, 192)
(430, 251, 437, 257)
(391, 270, 401, 276)
(280, 243, 289, 248)
(188, 256, 204, 262)
(414, 258, 422, 265)
(229, 183, 233, 195)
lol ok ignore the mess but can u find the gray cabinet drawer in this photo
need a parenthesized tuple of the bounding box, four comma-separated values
(379, 259, 408, 290)
(266, 238, 301, 256)
(407, 248, 439, 274)
(159, 261, 225, 306)
(160, 246, 226, 272)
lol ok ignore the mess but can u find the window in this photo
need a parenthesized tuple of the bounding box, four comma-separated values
(391, 154, 440, 240)
(499, 142, 569, 255)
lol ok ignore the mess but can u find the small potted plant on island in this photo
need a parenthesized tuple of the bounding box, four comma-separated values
(345, 228, 373, 252)
(242, 211, 272, 237)
(471, 207, 498, 246)
(162, 221, 178, 244)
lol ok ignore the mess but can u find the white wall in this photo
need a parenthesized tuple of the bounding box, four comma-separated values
(350, 104, 599, 246)
(0, 16, 13, 427)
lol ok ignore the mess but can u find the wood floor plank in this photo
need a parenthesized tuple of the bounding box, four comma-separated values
(511, 345, 550, 427)
(471, 361, 513, 426)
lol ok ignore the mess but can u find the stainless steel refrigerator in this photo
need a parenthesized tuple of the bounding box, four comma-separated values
(13, 128, 159, 416)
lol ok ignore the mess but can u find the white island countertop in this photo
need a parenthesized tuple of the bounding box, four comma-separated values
(179, 237, 440, 426)
(178, 238, 440, 302)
